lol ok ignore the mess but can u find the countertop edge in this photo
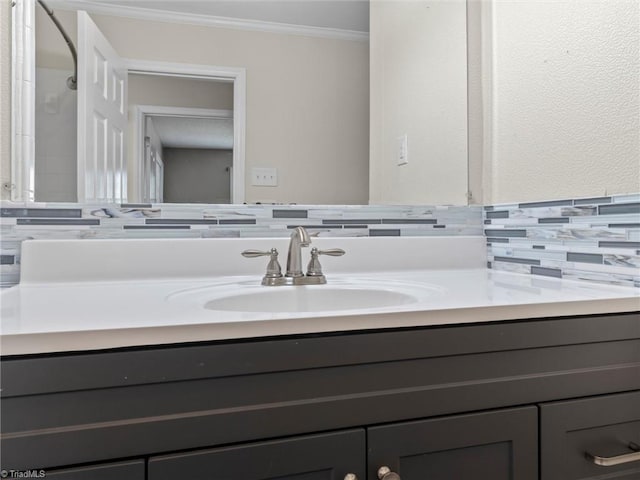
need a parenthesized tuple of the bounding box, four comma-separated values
(2, 297, 638, 356)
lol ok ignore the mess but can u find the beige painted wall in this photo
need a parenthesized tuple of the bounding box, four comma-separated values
(128, 74, 233, 111)
(0, 0, 11, 200)
(485, 0, 640, 204)
(163, 148, 233, 204)
(369, 0, 468, 205)
(30, 7, 370, 205)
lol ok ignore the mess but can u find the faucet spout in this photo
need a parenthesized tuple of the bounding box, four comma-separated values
(285, 226, 311, 277)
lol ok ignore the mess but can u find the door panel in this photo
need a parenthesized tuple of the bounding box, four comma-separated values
(541, 390, 640, 480)
(148, 429, 365, 480)
(77, 10, 127, 203)
(368, 406, 538, 480)
(400, 441, 512, 478)
(45, 460, 144, 479)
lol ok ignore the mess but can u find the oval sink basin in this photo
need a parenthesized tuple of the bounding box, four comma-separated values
(203, 286, 417, 313)
(167, 277, 443, 314)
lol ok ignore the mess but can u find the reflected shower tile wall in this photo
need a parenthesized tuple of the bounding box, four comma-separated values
(484, 194, 640, 288)
(0, 202, 483, 287)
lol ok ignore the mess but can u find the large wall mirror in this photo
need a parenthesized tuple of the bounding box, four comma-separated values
(11, 0, 471, 206)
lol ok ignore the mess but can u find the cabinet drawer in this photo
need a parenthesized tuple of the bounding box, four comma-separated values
(148, 429, 365, 480)
(45, 460, 145, 480)
(541, 390, 640, 480)
(367, 406, 537, 480)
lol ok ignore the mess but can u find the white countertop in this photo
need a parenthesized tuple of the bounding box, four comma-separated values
(2, 268, 638, 356)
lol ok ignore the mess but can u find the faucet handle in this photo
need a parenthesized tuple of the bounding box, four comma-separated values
(306, 247, 345, 277)
(316, 248, 345, 257)
(242, 248, 283, 279)
(241, 249, 274, 258)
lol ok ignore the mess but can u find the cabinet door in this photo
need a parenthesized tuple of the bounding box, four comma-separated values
(367, 406, 537, 480)
(45, 460, 144, 479)
(541, 390, 640, 480)
(148, 429, 365, 480)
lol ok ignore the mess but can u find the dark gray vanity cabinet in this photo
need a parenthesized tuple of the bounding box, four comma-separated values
(1, 312, 639, 480)
(44, 460, 145, 479)
(148, 407, 537, 480)
(367, 406, 538, 480)
(540, 390, 640, 480)
(148, 430, 365, 480)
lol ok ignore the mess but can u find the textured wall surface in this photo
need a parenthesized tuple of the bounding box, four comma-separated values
(488, 0, 640, 203)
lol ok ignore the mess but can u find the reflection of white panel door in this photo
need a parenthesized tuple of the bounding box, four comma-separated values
(77, 11, 127, 203)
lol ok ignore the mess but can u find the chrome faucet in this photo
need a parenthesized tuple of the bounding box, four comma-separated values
(242, 226, 345, 286)
(285, 226, 311, 278)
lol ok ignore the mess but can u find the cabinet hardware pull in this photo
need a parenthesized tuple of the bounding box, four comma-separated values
(377, 466, 401, 480)
(343, 474, 358, 480)
(587, 442, 640, 467)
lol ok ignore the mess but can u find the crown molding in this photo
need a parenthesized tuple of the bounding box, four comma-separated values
(46, 0, 369, 42)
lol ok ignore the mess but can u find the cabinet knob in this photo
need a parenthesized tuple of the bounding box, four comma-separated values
(377, 466, 401, 480)
(343, 474, 358, 480)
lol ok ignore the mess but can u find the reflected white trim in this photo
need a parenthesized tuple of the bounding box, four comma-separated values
(11, 0, 36, 202)
(46, 0, 369, 42)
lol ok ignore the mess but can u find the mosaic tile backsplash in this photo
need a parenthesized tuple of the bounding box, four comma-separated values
(484, 194, 640, 288)
(0, 202, 482, 287)
(2, 195, 639, 289)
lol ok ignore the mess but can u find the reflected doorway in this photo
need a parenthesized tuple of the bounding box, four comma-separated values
(138, 106, 234, 203)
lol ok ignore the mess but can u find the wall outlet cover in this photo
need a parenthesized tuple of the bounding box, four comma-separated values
(251, 167, 278, 187)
